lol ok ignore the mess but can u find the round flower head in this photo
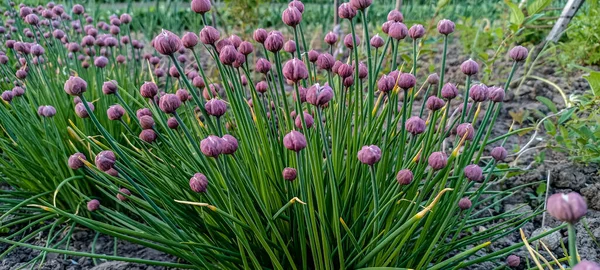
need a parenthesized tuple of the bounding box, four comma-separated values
(306, 83, 334, 106)
(316, 53, 335, 70)
(509, 46, 528, 62)
(238, 41, 254, 55)
(295, 112, 314, 129)
(343, 34, 360, 49)
(546, 192, 587, 223)
(387, 10, 404, 22)
(307, 50, 319, 62)
(491, 146, 508, 161)
(408, 24, 425, 39)
(16, 70, 28, 80)
(469, 84, 488, 102)
(256, 81, 268, 94)
(189, 173, 208, 193)
(405, 116, 426, 135)
(382, 21, 393, 34)
(1, 91, 14, 103)
(95, 150, 116, 171)
(120, 13, 132, 24)
(139, 115, 155, 129)
(12, 87, 25, 97)
(441, 83, 458, 99)
(332, 61, 343, 74)
(397, 73, 416, 89)
(200, 26, 220, 45)
(426, 96, 445, 111)
(350, 0, 372, 10)
(140, 81, 158, 98)
(458, 197, 472, 210)
(265, 32, 284, 52)
(205, 99, 227, 117)
(324, 31, 338, 45)
(64, 76, 87, 96)
(116, 188, 131, 201)
(488, 86, 505, 103)
(255, 58, 272, 74)
(282, 58, 308, 83)
(573, 261, 600, 270)
(87, 199, 100, 212)
(220, 134, 239, 155)
(182, 32, 199, 48)
(337, 63, 353, 78)
(338, 3, 356, 19)
(357, 145, 382, 166)
(136, 108, 152, 119)
(219, 45, 237, 65)
(253, 28, 268, 43)
(343, 76, 355, 88)
(169, 65, 181, 78)
(72, 4, 84, 15)
(284, 40, 296, 53)
(154, 30, 182, 56)
(93, 56, 109, 68)
(191, 0, 211, 14)
(460, 59, 479, 76)
(464, 164, 483, 182)
(39, 105, 57, 117)
(358, 62, 368, 80)
(107, 105, 125, 120)
(506, 255, 520, 268)
(283, 167, 297, 181)
(283, 130, 307, 152)
(457, 123, 475, 140)
(68, 153, 86, 169)
(193, 76, 206, 88)
(201, 135, 222, 157)
(116, 55, 126, 64)
(378, 74, 395, 93)
(428, 152, 447, 170)
(370, 34, 384, 48)
(159, 94, 181, 114)
(396, 169, 413, 185)
(167, 117, 179, 129)
(176, 89, 190, 102)
(282, 6, 302, 27)
(293, 87, 307, 103)
(75, 102, 94, 118)
(388, 22, 408, 40)
(25, 14, 39, 25)
(437, 19, 455, 35)
(139, 129, 157, 143)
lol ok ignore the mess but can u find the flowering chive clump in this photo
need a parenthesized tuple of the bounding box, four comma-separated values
(0, 1, 540, 269)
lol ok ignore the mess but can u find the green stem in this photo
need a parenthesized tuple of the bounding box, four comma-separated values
(568, 223, 578, 266)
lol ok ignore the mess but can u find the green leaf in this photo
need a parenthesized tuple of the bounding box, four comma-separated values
(536, 96, 557, 113)
(504, 0, 525, 25)
(544, 120, 556, 134)
(558, 107, 576, 125)
(582, 71, 600, 97)
(527, 0, 552, 16)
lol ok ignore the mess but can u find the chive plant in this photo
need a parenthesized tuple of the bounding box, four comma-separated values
(0, 0, 565, 269)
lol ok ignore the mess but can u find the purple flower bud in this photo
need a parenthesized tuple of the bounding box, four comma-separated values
(324, 31, 338, 45)
(12, 86, 25, 96)
(307, 50, 319, 62)
(167, 117, 179, 129)
(396, 169, 413, 185)
(293, 87, 307, 103)
(94, 56, 109, 68)
(546, 192, 587, 223)
(102, 80, 118, 95)
(405, 116, 426, 135)
(491, 146, 508, 161)
(1, 91, 14, 102)
(199, 26, 220, 45)
(117, 188, 131, 201)
(107, 104, 125, 120)
(191, 0, 211, 13)
(428, 152, 447, 170)
(265, 32, 284, 52)
(25, 14, 39, 25)
(139, 115, 155, 129)
(408, 24, 425, 39)
(457, 123, 474, 140)
(192, 76, 205, 88)
(205, 99, 227, 117)
(397, 73, 415, 89)
(343, 34, 360, 49)
(282, 6, 302, 27)
(295, 111, 314, 129)
(506, 255, 520, 268)
(388, 22, 408, 40)
(39, 105, 57, 117)
(284, 40, 296, 53)
(120, 13, 132, 24)
(573, 261, 600, 270)
(437, 19, 455, 35)
(159, 94, 181, 114)
(87, 199, 100, 212)
(426, 96, 445, 111)
(307, 83, 334, 106)
(441, 83, 458, 99)
(370, 34, 384, 48)
(154, 30, 182, 56)
(189, 173, 208, 192)
(64, 76, 87, 96)
(136, 108, 152, 119)
(95, 150, 116, 171)
(378, 74, 395, 93)
(488, 86, 505, 103)
(282, 58, 308, 83)
(357, 145, 382, 166)
(509, 46, 528, 62)
(238, 41, 254, 55)
(283, 130, 307, 152)
(255, 81, 268, 94)
(68, 152, 86, 169)
(169, 65, 180, 78)
(283, 167, 297, 181)
(75, 102, 94, 118)
(31, 44, 44, 56)
(139, 129, 157, 143)
(350, 0, 372, 10)
(253, 28, 268, 43)
(116, 55, 126, 64)
(337, 63, 353, 78)
(140, 82, 158, 98)
(219, 45, 237, 65)
(316, 53, 335, 70)
(255, 58, 272, 74)
(72, 4, 84, 15)
(387, 10, 404, 22)
(460, 59, 479, 76)
(358, 62, 368, 80)
(201, 135, 222, 157)
(343, 76, 355, 88)
(458, 197, 472, 210)
(464, 164, 483, 182)
(221, 134, 238, 155)
(182, 32, 199, 48)
(338, 3, 357, 19)
(332, 61, 343, 74)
